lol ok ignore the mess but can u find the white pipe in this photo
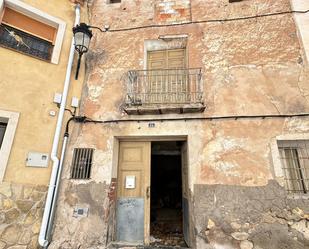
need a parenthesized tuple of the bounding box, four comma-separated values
(39, 4, 80, 247)
(46, 134, 69, 239)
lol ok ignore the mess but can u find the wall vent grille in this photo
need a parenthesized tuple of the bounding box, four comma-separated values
(71, 148, 94, 179)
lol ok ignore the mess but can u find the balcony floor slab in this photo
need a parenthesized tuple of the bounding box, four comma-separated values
(124, 104, 206, 115)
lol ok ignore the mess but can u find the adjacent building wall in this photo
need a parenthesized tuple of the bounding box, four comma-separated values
(0, 0, 87, 248)
(50, 0, 309, 248)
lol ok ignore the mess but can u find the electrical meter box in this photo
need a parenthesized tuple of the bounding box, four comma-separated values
(26, 152, 49, 167)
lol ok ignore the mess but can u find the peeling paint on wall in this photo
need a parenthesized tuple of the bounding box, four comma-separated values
(49, 0, 309, 248)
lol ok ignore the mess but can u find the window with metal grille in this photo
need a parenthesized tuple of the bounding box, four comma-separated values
(278, 140, 309, 194)
(71, 148, 94, 179)
(0, 24, 53, 61)
(0, 122, 7, 149)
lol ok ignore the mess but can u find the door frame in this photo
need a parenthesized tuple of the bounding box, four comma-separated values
(111, 135, 191, 246)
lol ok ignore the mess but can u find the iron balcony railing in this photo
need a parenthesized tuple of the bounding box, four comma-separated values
(125, 68, 203, 106)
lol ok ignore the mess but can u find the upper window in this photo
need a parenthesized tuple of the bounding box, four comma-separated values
(0, 23, 53, 61)
(278, 140, 309, 194)
(0, 0, 66, 64)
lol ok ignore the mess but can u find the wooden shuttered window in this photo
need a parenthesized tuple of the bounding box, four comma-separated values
(2, 7, 57, 44)
(147, 49, 186, 70)
(147, 49, 188, 103)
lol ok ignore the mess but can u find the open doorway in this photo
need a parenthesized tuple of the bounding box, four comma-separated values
(150, 141, 188, 247)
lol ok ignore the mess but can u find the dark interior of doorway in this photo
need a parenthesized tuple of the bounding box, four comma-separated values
(150, 141, 187, 247)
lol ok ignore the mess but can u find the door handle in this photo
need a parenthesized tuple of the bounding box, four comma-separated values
(146, 186, 150, 199)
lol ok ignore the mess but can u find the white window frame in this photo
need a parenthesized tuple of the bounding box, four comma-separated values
(270, 133, 309, 197)
(0, 110, 19, 183)
(0, 0, 66, 64)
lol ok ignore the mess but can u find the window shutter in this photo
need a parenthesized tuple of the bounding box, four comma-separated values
(147, 49, 186, 70)
(148, 50, 167, 70)
(2, 7, 57, 44)
(167, 49, 186, 69)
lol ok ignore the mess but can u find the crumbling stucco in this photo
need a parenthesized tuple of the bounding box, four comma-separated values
(50, 0, 309, 248)
(194, 180, 309, 249)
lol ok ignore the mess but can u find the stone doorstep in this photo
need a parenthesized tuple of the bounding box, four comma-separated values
(110, 243, 189, 249)
(113, 247, 189, 249)
(139, 247, 189, 249)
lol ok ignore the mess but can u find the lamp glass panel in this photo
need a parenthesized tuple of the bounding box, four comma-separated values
(74, 31, 91, 53)
(74, 32, 86, 47)
(83, 35, 91, 51)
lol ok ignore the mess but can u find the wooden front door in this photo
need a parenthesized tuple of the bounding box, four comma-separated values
(116, 141, 151, 244)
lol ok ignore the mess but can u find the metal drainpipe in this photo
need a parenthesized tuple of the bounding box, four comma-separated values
(38, 4, 80, 247)
(45, 132, 69, 243)
(45, 116, 75, 243)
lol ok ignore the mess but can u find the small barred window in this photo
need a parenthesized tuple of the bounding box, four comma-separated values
(278, 140, 309, 194)
(0, 24, 53, 61)
(71, 148, 94, 179)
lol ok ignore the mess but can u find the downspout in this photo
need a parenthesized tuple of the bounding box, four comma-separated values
(45, 128, 69, 242)
(39, 4, 80, 247)
(45, 116, 76, 240)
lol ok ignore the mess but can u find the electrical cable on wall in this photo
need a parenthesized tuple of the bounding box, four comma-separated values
(101, 9, 309, 33)
(69, 113, 309, 125)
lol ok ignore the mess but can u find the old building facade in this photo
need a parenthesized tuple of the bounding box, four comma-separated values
(0, 0, 86, 248)
(48, 0, 309, 249)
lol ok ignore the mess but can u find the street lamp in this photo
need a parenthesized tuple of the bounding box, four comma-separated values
(73, 23, 106, 79)
(73, 23, 93, 79)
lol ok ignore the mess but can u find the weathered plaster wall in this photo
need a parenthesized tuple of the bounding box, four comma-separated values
(49, 181, 108, 249)
(82, 0, 309, 118)
(51, 0, 309, 248)
(51, 118, 309, 248)
(194, 180, 309, 249)
(290, 0, 309, 64)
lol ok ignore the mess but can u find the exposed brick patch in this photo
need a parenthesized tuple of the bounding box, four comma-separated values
(155, 0, 191, 24)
